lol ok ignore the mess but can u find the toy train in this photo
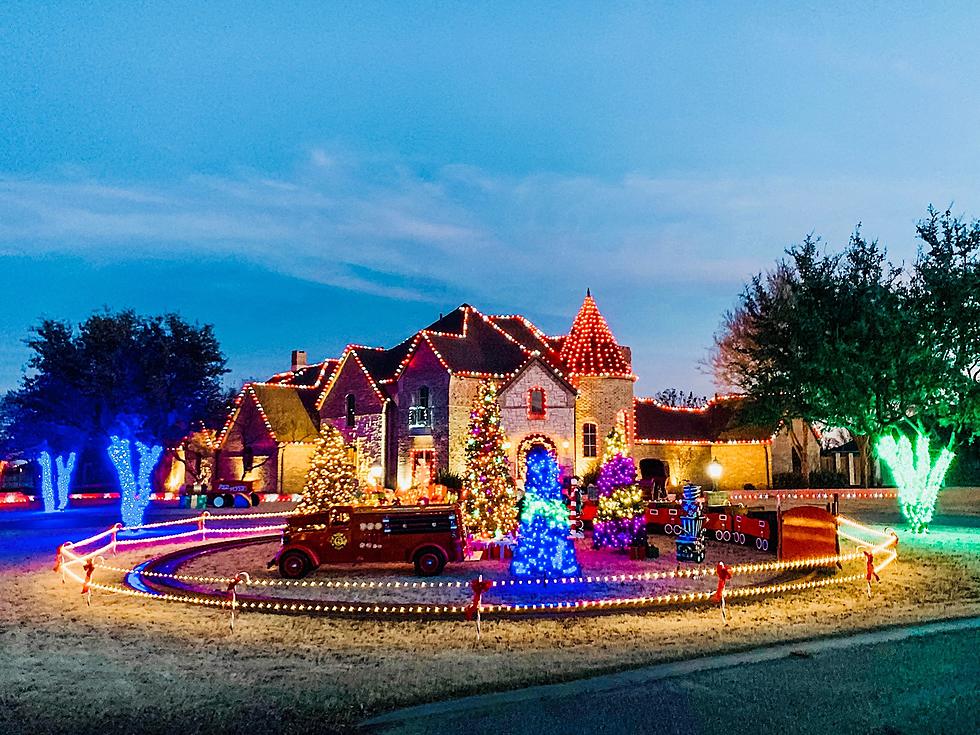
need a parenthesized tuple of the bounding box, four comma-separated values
(645, 503, 777, 553)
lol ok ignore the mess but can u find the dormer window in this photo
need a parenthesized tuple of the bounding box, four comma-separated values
(346, 394, 356, 428)
(528, 388, 546, 419)
(409, 385, 432, 428)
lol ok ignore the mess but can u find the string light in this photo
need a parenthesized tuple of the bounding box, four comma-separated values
(110, 436, 163, 527)
(511, 447, 580, 577)
(38, 451, 55, 513)
(559, 290, 634, 381)
(55, 511, 897, 620)
(463, 380, 519, 538)
(876, 434, 955, 534)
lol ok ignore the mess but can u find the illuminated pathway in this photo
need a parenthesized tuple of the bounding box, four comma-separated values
(362, 616, 980, 735)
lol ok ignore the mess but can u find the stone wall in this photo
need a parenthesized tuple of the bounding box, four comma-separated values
(632, 442, 771, 491)
(395, 341, 451, 487)
(447, 375, 482, 476)
(498, 360, 576, 481)
(573, 376, 635, 475)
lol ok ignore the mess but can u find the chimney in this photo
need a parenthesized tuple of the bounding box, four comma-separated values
(291, 350, 307, 372)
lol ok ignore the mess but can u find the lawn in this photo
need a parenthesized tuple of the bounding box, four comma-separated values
(0, 489, 977, 735)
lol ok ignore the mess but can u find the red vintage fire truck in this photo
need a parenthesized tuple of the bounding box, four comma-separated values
(273, 504, 466, 579)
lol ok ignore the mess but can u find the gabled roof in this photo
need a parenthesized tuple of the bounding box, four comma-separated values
(499, 355, 577, 396)
(559, 290, 633, 379)
(634, 396, 778, 445)
(266, 359, 341, 388)
(217, 383, 319, 447)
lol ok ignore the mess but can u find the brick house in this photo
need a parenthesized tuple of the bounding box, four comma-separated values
(214, 292, 815, 494)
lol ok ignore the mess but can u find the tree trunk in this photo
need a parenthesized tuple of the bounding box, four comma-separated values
(786, 422, 808, 486)
(854, 435, 870, 488)
(801, 423, 811, 481)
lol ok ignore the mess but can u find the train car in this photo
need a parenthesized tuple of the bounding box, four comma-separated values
(645, 503, 684, 535)
(733, 510, 777, 551)
(645, 502, 777, 554)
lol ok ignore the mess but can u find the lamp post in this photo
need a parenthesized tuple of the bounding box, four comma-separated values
(707, 459, 723, 492)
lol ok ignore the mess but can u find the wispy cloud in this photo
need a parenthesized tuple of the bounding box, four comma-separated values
(1, 150, 976, 315)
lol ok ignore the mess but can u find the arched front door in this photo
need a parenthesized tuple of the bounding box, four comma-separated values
(517, 434, 558, 479)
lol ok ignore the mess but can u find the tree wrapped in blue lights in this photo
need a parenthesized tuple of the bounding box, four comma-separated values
(0, 311, 227, 526)
(510, 446, 580, 577)
(110, 436, 164, 527)
(37, 449, 77, 512)
(593, 453, 645, 550)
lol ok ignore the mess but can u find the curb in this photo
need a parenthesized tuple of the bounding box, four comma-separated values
(361, 615, 980, 731)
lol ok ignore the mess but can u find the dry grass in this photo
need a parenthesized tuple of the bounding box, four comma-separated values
(1, 490, 978, 735)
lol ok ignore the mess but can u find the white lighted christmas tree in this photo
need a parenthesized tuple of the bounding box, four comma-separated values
(296, 422, 359, 514)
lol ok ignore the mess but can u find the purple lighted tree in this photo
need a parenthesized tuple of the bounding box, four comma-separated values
(593, 453, 645, 549)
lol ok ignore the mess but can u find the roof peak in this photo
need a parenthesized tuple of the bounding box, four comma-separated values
(559, 291, 632, 378)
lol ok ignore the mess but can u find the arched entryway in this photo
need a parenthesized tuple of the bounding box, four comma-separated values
(516, 433, 558, 479)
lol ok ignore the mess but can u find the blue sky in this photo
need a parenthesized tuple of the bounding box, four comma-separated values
(2, 2, 979, 394)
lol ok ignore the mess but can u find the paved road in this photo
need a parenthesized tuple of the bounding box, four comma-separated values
(362, 618, 980, 735)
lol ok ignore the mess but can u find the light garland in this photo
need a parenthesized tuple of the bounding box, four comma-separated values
(38, 451, 55, 513)
(463, 380, 519, 538)
(55, 512, 897, 620)
(511, 446, 580, 576)
(559, 290, 634, 380)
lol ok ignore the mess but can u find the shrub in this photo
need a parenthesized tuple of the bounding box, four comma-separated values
(808, 469, 848, 488)
(433, 470, 464, 490)
(772, 471, 807, 489)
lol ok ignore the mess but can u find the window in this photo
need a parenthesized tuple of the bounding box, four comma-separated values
(583, 423, 598, 458)
(528, 388, 545, 419)
(346, 394, 356, 428)
(409, 385, 432, 428)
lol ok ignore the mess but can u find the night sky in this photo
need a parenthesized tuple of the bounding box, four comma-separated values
(2, 3, 979, 395)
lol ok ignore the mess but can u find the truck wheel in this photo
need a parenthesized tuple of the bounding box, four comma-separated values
(278, 550, 312, 579)
(249, 492, 260, 506)
(414, 547, 447, 577)
(210, 494, 225, 508)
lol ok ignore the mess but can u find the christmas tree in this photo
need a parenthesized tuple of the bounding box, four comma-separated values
(593, 453, 645, 549)
(296, 422, 360, 514)
(511, 446, 580, 577)
(463, 380, 518, 538)
(602, 423, 628, 462)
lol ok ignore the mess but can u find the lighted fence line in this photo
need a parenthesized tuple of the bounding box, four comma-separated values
(727, 490, 898, 501)
(60, 550, 895, 619)
(55, 512, 901, 619)
(68, 514, 896, 592)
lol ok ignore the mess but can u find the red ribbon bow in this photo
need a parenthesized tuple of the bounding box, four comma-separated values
(713, 562, 733, 603)
(53, 545, 64, 573)
(465, 578, 493, 621)
(81, 558, 96, 596)
(864, 551, 880, 583)
(226, 573, 247, 597)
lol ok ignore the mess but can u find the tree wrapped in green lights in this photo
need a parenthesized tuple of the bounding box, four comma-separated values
(463, 380, 518, 538)
(712, 208, 980, 533)
(296, 422, 359, 514)
(511, 445, 580, 577)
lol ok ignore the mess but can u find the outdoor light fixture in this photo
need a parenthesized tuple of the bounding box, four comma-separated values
(707, 459, 723, 491)
(368, 465, 383, 486)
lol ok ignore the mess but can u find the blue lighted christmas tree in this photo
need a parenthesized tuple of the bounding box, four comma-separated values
(510, 446, 580, 577)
